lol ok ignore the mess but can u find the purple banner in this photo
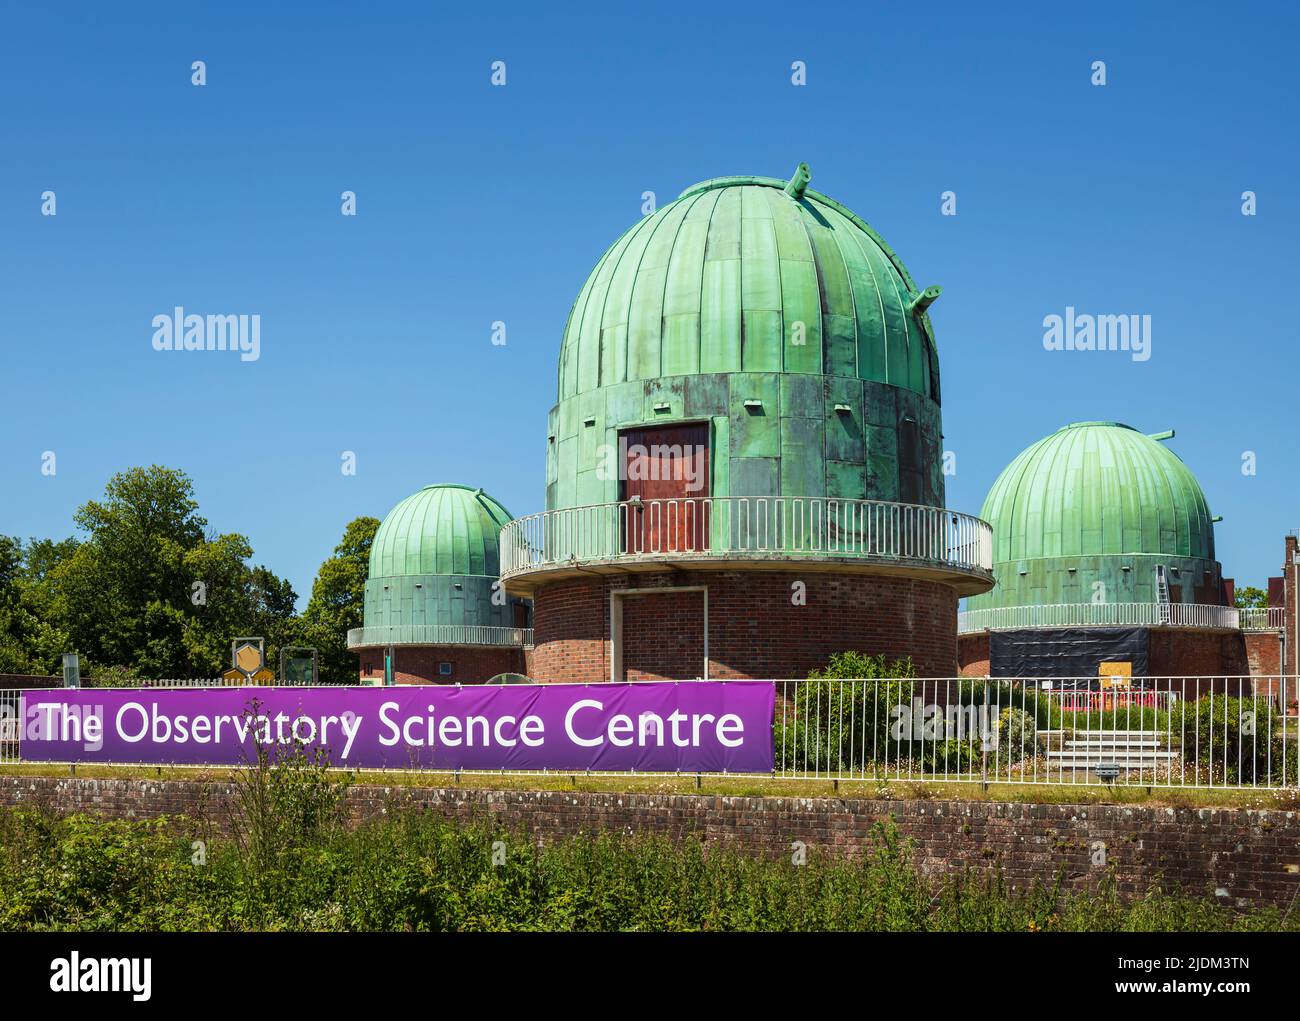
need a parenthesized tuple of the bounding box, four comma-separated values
(17, 682, 775, 773)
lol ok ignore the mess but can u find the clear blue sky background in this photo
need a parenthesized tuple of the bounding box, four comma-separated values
(1, 0, 1295, 606)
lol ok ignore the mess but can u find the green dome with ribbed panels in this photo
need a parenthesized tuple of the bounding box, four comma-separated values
(363, 485, 517, 632)
(546, 165, 949, 515)
(369, 484, 512, 579)
(969, 422, 1223, 610)
(557, 170, 939, 400)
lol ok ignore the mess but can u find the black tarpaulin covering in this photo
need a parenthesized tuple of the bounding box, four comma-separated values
(988, 627, 1149, 684)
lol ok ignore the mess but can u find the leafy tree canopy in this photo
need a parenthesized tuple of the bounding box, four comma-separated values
(1234, 586, 1268, 609)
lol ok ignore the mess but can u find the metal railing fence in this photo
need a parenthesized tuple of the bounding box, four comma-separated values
(958, 602, 1242, 633)
(1239, 606, 1287, 631)
(772, 675, 1296, 789)
(346, 624, 533, 649)
(2, 676, 1296, 789)
(500, 496, 993, 579)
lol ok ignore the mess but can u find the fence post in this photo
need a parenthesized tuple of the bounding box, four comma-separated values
(981, 677, 989, 792)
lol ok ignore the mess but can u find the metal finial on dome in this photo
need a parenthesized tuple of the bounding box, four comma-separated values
(784, 162, 811, 199)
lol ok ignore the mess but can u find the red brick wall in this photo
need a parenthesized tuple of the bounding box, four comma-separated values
(1285, 535, 1298, 677)
(1246, 631, 1282, 677)
(530, 577, 610, 681)
(957, 632, 989, 676)
(622, 589, 706, 681)
(4, 777, 1299, 909)
(356, 646, 524, 685)
(530, 570, 959, 681)
(1147, 628, 1248, 676)
(0, 675, 62, 688)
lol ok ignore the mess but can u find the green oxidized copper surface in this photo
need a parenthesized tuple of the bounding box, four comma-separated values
(557, 167, 938, 401)
(969, 422, 1223, 610)
(363, 484, 519, 633)
(547, 165, 947, 514)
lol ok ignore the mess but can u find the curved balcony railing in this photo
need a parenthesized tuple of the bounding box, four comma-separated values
(499, 496, 993, 580)
(347, 625, 533, 649)
(958, 602, 1241, 634)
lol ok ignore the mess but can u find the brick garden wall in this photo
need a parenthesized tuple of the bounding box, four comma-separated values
(530, 570, 960, 682)
(3, 776, 1298, 908)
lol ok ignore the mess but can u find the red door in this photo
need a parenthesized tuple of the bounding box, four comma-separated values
(621, 424, 709, 554)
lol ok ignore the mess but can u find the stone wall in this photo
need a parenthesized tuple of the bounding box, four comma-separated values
(3, 776, 1298, 908)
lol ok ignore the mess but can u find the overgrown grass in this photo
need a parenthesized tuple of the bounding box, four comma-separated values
(0, 750, 1295, 932)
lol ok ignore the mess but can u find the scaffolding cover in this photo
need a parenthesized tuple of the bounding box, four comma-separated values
(989, 627, 1149, 683)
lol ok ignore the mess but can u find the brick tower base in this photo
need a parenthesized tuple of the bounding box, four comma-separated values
(527, 569, 960, 682)
(355, 646, 526, 685)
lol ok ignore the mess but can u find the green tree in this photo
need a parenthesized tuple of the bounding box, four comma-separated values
(0, 536, 34, 672)
(0, 536, 76, 674)
(1234, 586, 1268, 609)
(43, 466, 297, 679)
(300, 517, 380, 684)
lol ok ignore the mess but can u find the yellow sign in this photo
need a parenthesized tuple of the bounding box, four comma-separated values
(225, 638, 276, 685)
(234, 643, 262, 674)
(222, 666, 276, 686)
(1099, 661, 1132, 689)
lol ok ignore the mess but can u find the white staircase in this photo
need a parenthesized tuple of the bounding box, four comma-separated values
(1040, 730, 1176, 772)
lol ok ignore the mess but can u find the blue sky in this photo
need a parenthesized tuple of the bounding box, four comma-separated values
(1, 0, 1296, 604)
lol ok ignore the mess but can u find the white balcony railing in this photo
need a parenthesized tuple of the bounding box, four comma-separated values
(499, 496, 993, 580)
(958, 602, 1241, 634)
(1239, 606, 1287, 631)
(347, 625, 532, 649)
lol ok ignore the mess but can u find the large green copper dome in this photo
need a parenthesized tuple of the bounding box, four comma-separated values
(557, 170, 939, 401)
(969, 422, 1223, 610)
(546, 165, 948, 514)
(363, 485, 518, 632)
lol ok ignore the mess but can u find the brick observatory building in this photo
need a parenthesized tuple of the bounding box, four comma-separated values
(348, 484, 531, 684)
(498, 164, 994, 681)
(957, 421, 1249, 681)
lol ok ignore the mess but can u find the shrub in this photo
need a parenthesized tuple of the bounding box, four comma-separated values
(997, 707, 1037, 765)
(1172, 695, 1297, 786)
(776, 653, 916, 772)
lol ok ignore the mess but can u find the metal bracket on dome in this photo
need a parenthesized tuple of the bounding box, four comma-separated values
(908, 285, 942, 317)
(784, 162, 811, 199)
(1148, 429, 1175, 441)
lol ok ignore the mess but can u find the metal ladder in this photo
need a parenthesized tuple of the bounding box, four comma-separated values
(1155, 565, 1171, 624)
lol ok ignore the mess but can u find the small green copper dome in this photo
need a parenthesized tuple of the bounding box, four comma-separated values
(363, 485, 518, 633)
(969, 422, 1223, 611)
(369, 484, 512, 579)
(981, 422, 1214, 564)
(557, 170, 939, 400)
